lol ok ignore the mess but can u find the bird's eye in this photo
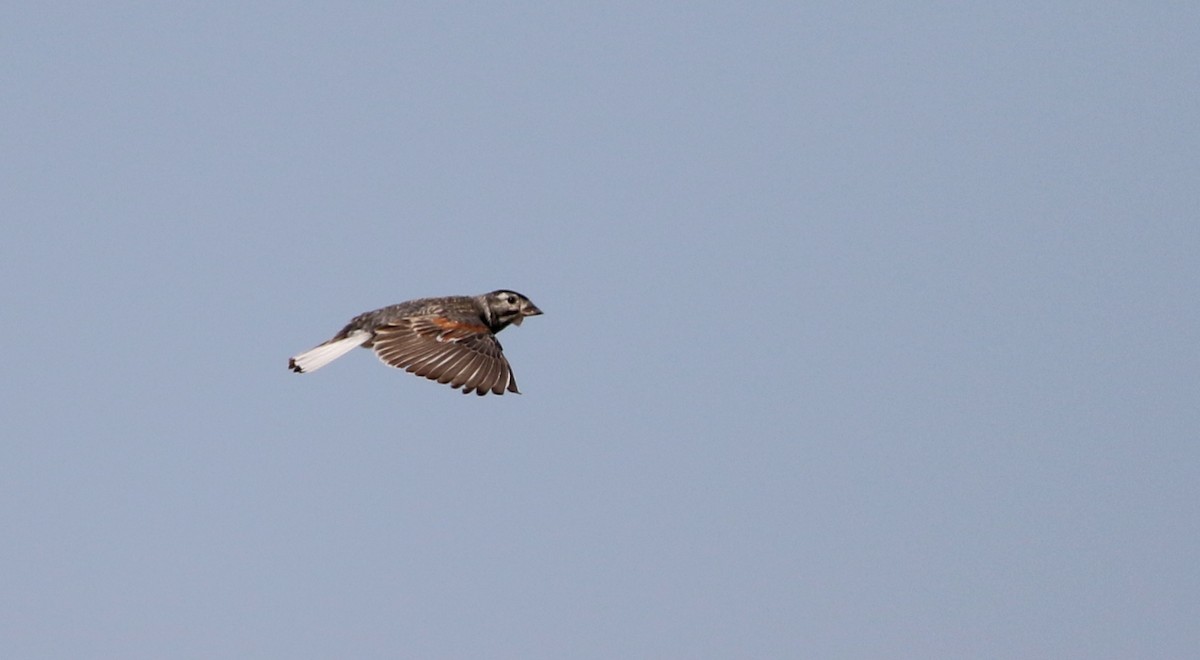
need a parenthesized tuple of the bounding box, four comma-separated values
(506, 295, 516, 304)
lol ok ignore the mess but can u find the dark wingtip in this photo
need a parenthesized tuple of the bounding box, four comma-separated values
(288, 358, 303, 373)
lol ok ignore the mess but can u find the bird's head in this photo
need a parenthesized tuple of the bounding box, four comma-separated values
(482, 290, 542, 330)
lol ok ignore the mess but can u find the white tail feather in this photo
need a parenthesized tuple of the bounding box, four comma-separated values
(289, 331, 371, 373)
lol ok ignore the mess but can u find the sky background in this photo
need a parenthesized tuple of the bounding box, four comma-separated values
(3, 3, 1198, 658)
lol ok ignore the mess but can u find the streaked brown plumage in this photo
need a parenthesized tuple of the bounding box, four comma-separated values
(288, 290, 542, 395)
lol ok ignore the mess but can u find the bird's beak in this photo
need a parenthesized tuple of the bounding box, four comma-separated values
(512, 302, 541, 326)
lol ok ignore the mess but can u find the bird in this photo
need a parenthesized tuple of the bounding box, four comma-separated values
(289, 290, 542, 395)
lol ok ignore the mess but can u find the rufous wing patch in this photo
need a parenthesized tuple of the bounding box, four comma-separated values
(427, 316, 490, 342)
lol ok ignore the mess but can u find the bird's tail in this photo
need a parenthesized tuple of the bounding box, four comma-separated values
(289, 330, 371, 373)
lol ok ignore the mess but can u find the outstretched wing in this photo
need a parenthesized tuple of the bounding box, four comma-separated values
(371, 315, 519, 395)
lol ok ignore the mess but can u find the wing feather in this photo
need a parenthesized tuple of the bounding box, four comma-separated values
(370, 316, 519, 394)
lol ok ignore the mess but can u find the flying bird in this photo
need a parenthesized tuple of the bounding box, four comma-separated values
(289, 290, 542, 395)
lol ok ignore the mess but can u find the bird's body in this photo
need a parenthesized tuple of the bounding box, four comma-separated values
(289, 290, 542, 395)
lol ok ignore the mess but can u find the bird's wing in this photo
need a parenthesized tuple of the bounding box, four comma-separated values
(371, 315, 519, 395)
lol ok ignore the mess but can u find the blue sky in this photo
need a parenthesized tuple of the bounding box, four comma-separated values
(3, 3, 1198, 658)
